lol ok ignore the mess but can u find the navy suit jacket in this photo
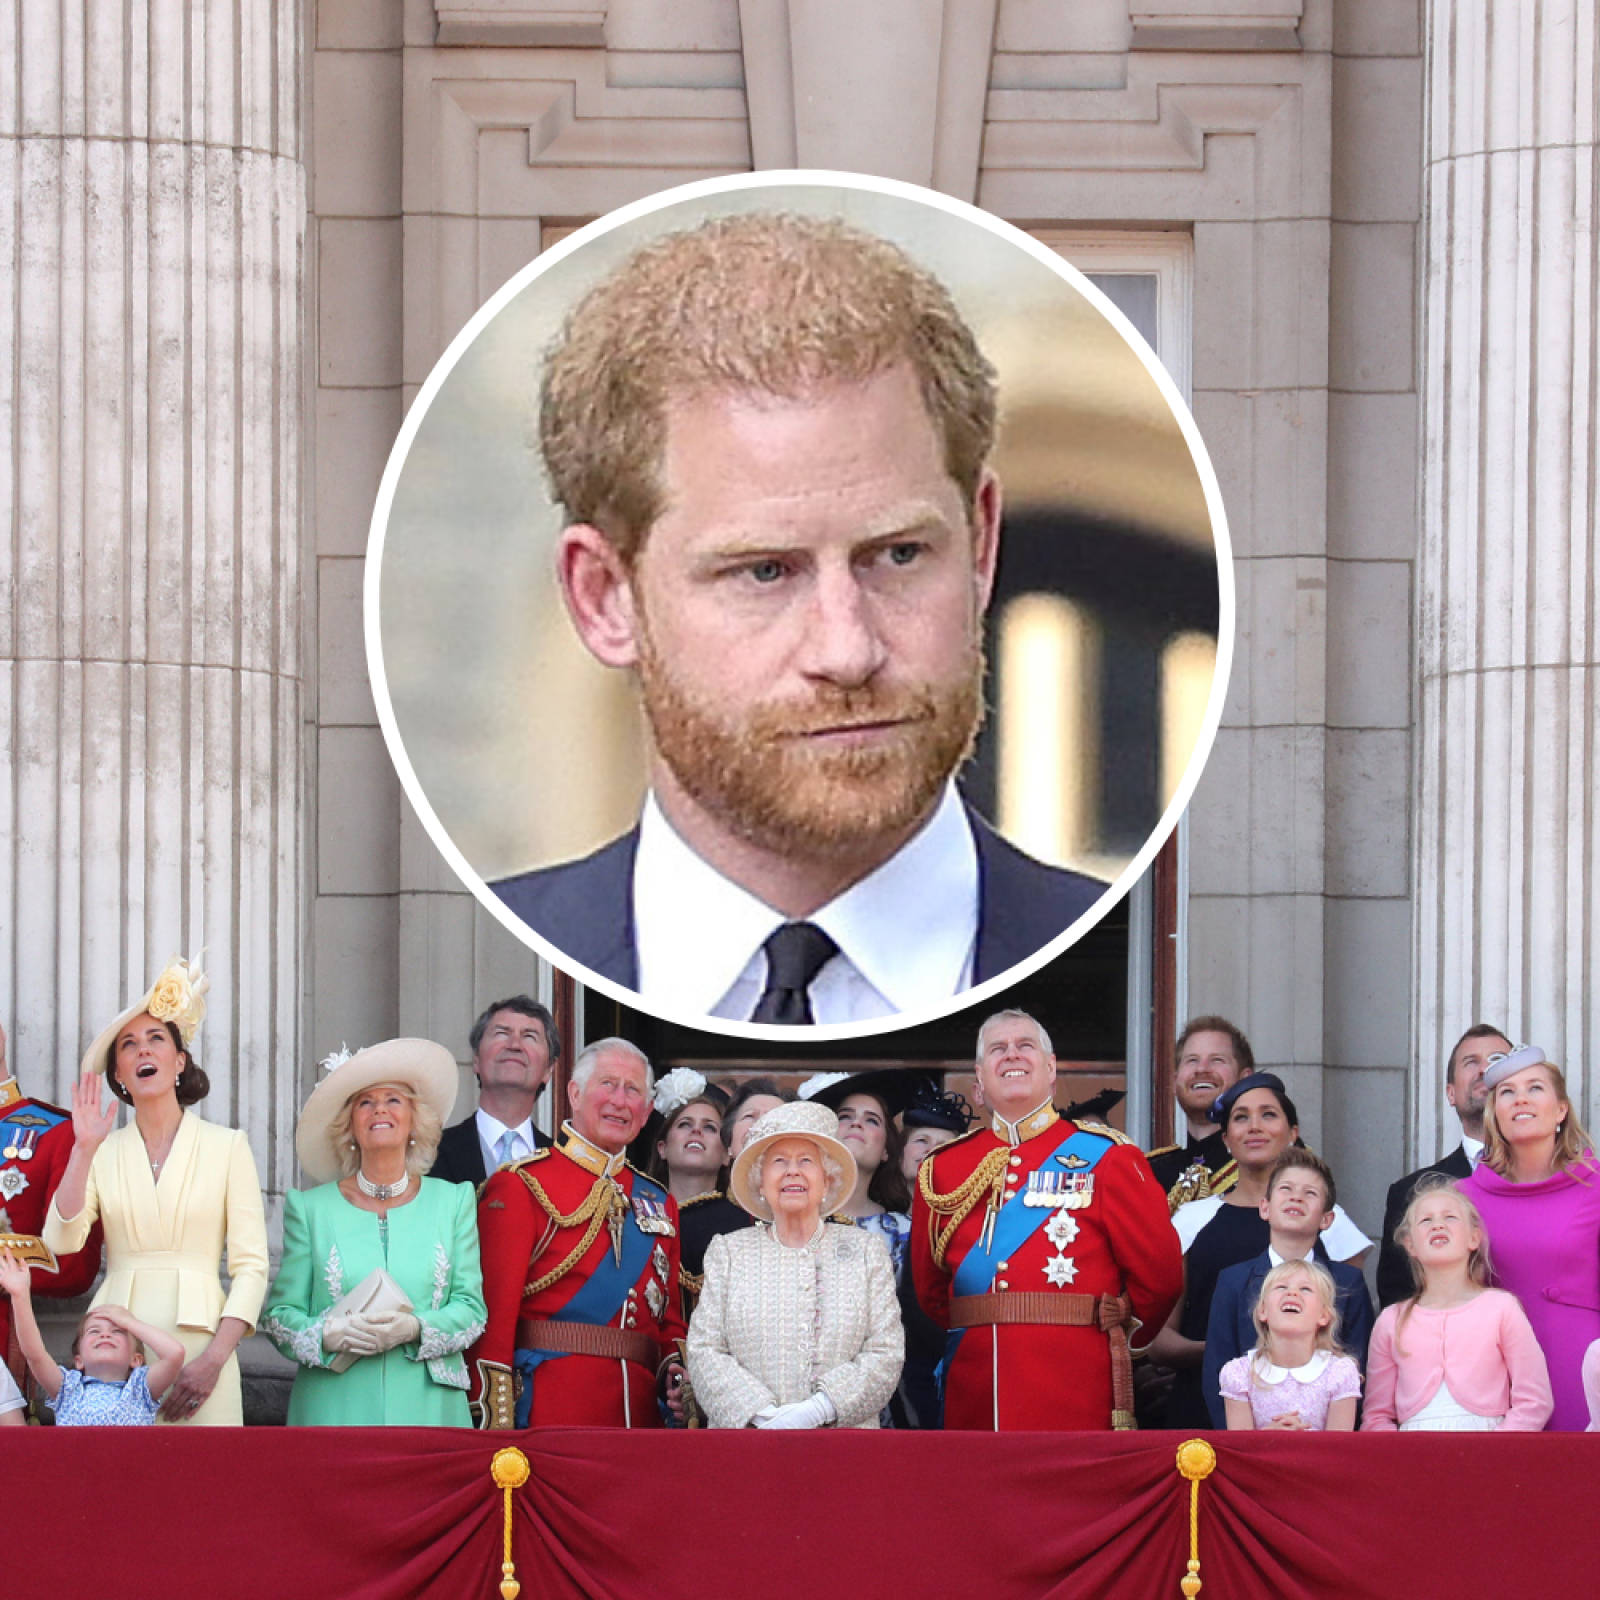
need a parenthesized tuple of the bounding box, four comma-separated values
(427, 1115, 551, 1188)
(490, 803, 1104, 1002)
(1201, 1245, 1376, 1428)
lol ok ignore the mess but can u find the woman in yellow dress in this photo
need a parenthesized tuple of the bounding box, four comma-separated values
(43, 955, 269, 1425)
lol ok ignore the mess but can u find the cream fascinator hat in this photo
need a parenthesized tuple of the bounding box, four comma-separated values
(80, 952, 210, 1079)
(729, 1100, 857, 1221)
(295, 1039, 458, 1183)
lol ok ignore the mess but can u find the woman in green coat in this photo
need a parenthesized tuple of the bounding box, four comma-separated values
(263, 1039, 486, 1426)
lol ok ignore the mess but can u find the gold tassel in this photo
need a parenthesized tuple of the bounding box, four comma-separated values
(1175, 1438, 1216, 1598)
(490, 1446, 531, 1599)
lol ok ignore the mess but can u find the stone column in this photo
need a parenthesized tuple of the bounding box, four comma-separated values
(739, 0, 997, 197)
(0, 3, 306, 1200)
(1413, 0, 1598, 1156)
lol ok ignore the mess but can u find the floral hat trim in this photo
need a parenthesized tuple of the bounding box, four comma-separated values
(145, 954, 209, 1045)
(79, 949, 210, 1080)
(654, 1066, 708, 1118)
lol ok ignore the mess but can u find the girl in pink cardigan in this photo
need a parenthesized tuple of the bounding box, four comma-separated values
(1362, 1175, 1552, 1431)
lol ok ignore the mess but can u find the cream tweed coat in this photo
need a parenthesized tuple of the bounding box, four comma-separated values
(687, 1219, 904, 1428)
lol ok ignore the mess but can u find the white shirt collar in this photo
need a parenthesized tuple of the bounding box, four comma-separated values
(1462, 1134, 1485, 1166)
(1255, 1349, 1331, 1385)
(1265, 1244, 1314, 1268)
(631, 784, 978, 1023)
(475, 1108, 538, 1171)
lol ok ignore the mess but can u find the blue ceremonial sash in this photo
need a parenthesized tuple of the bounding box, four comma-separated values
(937, 1128, 1114, 1406)
(1, 1102, 67, 1135)
(514, 1174, 664, 1427)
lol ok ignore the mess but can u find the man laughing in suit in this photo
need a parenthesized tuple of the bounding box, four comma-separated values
(493, 213, 1103, 1025)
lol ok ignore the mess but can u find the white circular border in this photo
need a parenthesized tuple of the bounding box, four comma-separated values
(364, 168, 1236, 1044)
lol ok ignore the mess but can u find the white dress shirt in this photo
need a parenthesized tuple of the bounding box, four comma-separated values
(631, 784, 978, 1024)
(1461, 1134, 1485, 1167)
(474, 1108, 539, 1177)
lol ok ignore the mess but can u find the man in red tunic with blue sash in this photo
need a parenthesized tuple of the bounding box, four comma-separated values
(912, 1009, 1181, 1430)
(0, 1022, 103, 1385)
(470, 1037, 685, 1428)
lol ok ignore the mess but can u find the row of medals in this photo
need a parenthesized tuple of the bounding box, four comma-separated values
(0, 1126, 42, 1202)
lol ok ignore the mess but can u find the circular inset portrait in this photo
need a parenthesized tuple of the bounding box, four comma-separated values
(368, 172, 1232, 1039)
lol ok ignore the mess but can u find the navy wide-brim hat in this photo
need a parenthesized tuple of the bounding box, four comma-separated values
(1208, 1071, 1297, 1128)
(901, 1077, 975, 1135)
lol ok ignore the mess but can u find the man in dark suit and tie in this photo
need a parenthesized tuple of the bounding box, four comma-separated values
(1375, 1022, 1509, 1306)
(492, 212, 1103, 1025)
(429, 996, 558, 1187)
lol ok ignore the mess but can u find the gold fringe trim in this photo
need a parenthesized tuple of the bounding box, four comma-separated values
(918, 1147, 1011, 1269)
(516, 1168, 630, 1296)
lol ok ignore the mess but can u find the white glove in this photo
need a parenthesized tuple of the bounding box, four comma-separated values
(753, 1391, 837, 1429)
(323, 1314, 381, 1357)
(353, 1309, 422, 1352)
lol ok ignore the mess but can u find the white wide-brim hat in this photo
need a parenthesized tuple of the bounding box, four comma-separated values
(295, 1039, 459, 1183)
(729, 1100, 857, 1222)
(80, 953, 210, 1080)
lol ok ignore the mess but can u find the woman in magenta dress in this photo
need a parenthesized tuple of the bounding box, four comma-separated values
(1460, 1044, 1600, 1430)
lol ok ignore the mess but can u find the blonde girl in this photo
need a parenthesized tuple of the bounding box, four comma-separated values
(1361, 1175, 1551, 1430)
(1218, 1258, 1360, 1429)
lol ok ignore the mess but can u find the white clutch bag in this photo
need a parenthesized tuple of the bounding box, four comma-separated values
(325, 1268, 414, 1373)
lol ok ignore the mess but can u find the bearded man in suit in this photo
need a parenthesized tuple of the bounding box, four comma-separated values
(492, 212, 1103, 1025)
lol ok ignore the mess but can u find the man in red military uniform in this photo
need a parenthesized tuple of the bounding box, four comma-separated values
(912, 1008, 1181, 1430)
(0, 1022, 104, 1382)
(470, 1036, 685, 1428)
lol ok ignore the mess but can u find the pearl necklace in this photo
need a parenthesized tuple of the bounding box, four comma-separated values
(356, 1168, 409, 1202)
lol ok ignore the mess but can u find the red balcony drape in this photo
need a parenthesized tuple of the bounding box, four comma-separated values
(11, 1427, 1594, 1598)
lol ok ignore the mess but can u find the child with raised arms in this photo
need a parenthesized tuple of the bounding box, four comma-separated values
(1361, 1175, 1551, 1431)
(0, 1248, 185, 1425)
(1218, 1257, 1361, 1429)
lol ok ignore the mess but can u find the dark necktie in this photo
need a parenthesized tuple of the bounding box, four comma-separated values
(749, 922, 839, 1025)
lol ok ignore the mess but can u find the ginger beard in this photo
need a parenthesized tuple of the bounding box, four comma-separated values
(632, 599, 987, 861)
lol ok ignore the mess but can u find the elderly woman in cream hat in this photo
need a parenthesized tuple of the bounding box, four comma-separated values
(262, 1039, 486, 1426)
(686, 1101, 903, 1429)
(43, 954, 270, 1425)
